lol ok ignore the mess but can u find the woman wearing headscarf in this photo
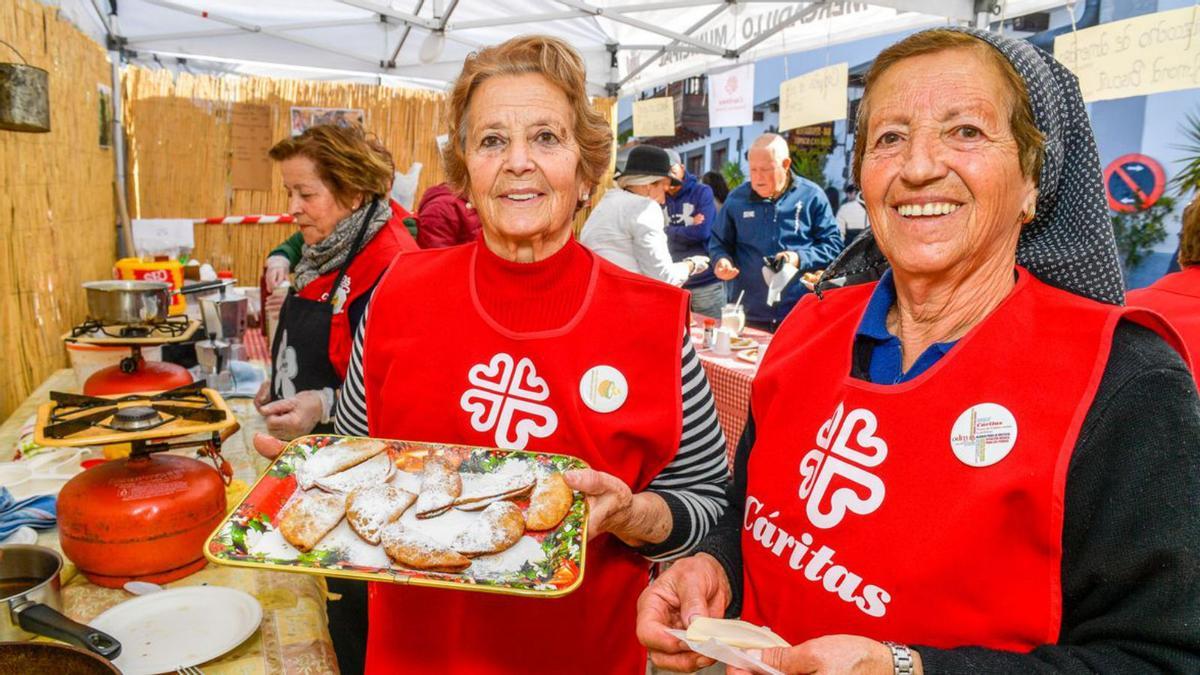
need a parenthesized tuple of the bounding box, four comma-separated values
(257, 35, 728, 674)
(581, 144, 710, 285)
(637, 28, 1200, 673)
(1128, 193, 1200, 385)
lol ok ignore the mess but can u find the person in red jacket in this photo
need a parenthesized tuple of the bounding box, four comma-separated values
(1128, 194, 1200, 384)
(255, 124, 417, 441)
(415, 181, 482, 247)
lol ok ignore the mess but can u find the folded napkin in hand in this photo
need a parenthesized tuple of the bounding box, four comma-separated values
(0, 487, 56, 540)
(762, 262, 799, 306)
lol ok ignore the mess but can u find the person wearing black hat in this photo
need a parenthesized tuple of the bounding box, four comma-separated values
(581, 145, 710, 285)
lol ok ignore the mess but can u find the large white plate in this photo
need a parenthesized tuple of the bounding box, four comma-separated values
(90, 586, 262, 675)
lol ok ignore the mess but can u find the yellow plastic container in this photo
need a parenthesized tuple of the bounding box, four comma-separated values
(114, 258, 186, 315)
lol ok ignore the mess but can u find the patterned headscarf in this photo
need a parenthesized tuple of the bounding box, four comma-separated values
(820, 27, 1125, 305)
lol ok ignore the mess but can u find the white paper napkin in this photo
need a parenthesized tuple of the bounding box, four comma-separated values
(762, 262, 799, 306)
(664, 628, 785, 675)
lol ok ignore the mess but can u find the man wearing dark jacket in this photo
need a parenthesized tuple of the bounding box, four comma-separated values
(415, 182, 481, 248)
(709, 134, 842, 332)
(664, 150, 723, 318)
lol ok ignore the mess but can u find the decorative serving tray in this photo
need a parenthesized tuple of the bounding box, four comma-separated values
(205, 435, 588, 598)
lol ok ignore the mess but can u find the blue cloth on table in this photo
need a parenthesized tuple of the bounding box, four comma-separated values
(0, 487, 56, 539)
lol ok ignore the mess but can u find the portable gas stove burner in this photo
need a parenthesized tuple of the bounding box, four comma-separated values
(107, 405, 171, 432)
(70, 316, 191, 339)
(40, 381, 228, 441)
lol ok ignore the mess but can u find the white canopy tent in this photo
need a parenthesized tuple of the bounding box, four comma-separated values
(54, 0, 1070, 97)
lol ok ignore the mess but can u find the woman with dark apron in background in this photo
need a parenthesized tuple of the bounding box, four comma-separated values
(254, 123, 416, 674)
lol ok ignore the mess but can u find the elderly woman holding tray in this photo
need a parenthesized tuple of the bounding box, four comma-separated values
(258, 35, 728, 674)
(637, 28, 1200, 674)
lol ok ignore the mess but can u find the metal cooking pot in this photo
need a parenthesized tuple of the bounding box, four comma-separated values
(82, 280, 173, 325)
(0, 545, 121, 660)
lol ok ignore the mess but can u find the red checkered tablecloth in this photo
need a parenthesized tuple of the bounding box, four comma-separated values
(690, 325, 769, 467)
(243, 327, 270, 363)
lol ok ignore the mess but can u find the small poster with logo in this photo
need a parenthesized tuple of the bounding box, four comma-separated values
(290, 106, 366, 137)
(707, 63, 755, 128)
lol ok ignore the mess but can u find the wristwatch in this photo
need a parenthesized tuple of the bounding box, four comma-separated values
(883, 641, 915, 675)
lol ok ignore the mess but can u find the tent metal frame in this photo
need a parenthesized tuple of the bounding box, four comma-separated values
(100, 0, 1023, 95)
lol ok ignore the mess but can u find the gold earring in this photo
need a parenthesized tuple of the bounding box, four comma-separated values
(1022, 205, 1036, 224)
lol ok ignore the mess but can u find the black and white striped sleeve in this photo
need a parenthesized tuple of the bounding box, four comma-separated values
(334, 307, 370, 437)
(638, 338, 730, 562)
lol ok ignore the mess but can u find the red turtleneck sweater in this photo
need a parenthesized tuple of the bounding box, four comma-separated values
(472, 236, 591, 333)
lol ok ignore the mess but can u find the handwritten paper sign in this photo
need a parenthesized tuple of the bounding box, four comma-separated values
(779, 62, 848, 132)
(231, 104, 273, 191)
(1055, 6, 1200, 103)
(132, 219, 194, 256)
(633, 97, 675, 137)
(708, 63, 755, 128)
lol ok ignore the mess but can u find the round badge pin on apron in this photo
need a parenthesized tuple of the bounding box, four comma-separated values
(579, 365, 628, 413)
(950, 403, 1018, 467)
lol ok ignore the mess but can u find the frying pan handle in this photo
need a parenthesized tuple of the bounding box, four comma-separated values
(179, 279, 233, 296)
(16, 602, 122, 660)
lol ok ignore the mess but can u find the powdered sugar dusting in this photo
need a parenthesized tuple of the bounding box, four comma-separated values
(390, 470, 422, 493)
(457, 471, 534, 502)
(316, 453, 394, 494)
(451, 502, 524, 556)
(347, 485, 415, 544)
(321, 519, 392, 568)
(468, 537, 545, 578)
(397, 503, 475, 547)
(413, 458, 461, 517)
(248, 528, 301, 560)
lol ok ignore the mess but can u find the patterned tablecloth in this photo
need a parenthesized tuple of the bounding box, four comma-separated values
(0, 369, 339, 674)
(243, 327, 271, 364)
(689, 324, 770, 467)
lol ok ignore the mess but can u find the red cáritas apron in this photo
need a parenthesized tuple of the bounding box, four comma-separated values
(1127, 267, 1200, 385)
(741, 268, 1184, 650)
(361, 241, 687, 674)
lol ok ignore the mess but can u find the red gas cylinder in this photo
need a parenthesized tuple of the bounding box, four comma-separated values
(83, 360, 192, 397)
(56, 453, 227, 588)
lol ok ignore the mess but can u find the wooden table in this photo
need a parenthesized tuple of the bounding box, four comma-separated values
(0, 369, 339, 674)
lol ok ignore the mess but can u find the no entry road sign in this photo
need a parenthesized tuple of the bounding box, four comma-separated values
(1104, 154, 1165, 213)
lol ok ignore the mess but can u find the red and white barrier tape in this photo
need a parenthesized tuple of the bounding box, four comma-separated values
(195, 215, 295, 225)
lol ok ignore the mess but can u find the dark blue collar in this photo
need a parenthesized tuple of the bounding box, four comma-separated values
(855, 269, 958, 371)
(857, 269, 900, 341)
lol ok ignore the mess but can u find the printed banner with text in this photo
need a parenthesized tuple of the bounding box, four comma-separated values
(779, 62, 849, 133)
(708, 63, 755, 128)
(1055, 6, 1200, 103)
